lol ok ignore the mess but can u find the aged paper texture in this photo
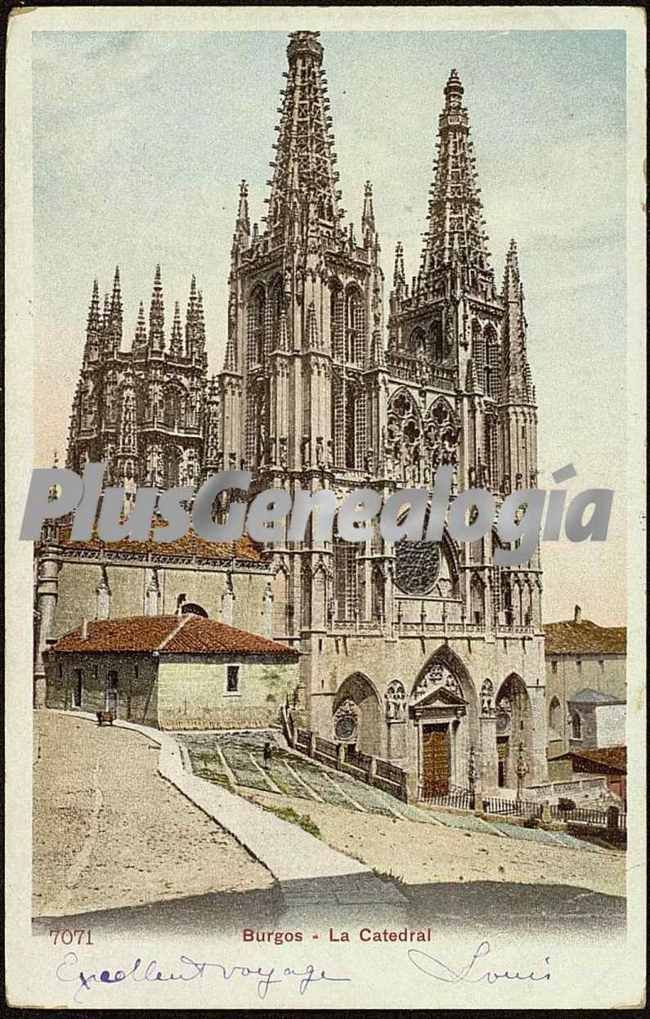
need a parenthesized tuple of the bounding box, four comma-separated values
(5, 4, 646, 1010)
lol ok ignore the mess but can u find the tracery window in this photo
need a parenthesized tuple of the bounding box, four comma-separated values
(247, 286, 265, 368)
(394, 539, 441, 596)
(334, 537, 358, 621)
(423, 398, 460, 472)
(386, 389, 423, 482)
(345, 287, 365, 365)
(385, 680, 407, 721)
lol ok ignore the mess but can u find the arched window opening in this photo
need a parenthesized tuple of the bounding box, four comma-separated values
(571, 711, 582, 740)
(485, 326, 499, 399)
(430, 317, 444, 362)
(470, 574, 485, 626)
(548, 696, 562, 738)
(247, 286, 265, 368)
(472, 320, 485, 390)
(180, 602, 208, 618)
(330, 284, 345, 361)
(408, 327, 427, 358)
(345, 287, 365, 365)
(334, 538, 358, 622)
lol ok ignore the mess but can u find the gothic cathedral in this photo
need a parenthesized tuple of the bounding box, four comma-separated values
(51, 30, 548, 798)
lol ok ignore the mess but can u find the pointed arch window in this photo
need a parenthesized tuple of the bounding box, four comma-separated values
(485, 325, 500, 399)
(548, 696, 562, 739)
(334, 537, 358, 622)
(471, 320, 485, 389)
(330, 283, 345, 361)
(247, 286, 266, 368)
(345, 286, 365, 365)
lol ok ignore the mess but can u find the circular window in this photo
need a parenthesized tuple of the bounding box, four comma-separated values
(394, 539, 441, 596)
(334, 714, 356, 741)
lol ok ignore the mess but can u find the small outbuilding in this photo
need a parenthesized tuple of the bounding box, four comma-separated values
(45, 614, 301, 730)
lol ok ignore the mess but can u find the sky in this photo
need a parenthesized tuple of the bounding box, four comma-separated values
(32, 29, 627, 625)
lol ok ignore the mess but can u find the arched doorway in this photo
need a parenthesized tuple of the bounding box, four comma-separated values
(333, 673, 382, 756)
(409, 650, 478, 799)
(495, 673, 533, 790)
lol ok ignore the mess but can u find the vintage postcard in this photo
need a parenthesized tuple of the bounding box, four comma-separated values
(5, 4, 646, 1010)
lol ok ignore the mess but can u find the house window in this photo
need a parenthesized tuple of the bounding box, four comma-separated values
(551, 661, 558, 674)
(571, 712, 582, 740)
(576, 659, 582, 672)
(73, 669, 83, 709)
(226, 665, 240, 694)
(598, 659, 605, 672)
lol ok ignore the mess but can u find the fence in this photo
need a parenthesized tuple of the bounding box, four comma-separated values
(281, 711, 408, 803)
(481, 796, 541, 819)
(549, 804, 627, 831)
(421, 786, 476, 811)
(421, 791, 627, 833)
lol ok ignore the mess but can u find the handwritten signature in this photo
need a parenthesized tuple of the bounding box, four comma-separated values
(408, 940, 551, 985)
(56, 951, 350, 1004)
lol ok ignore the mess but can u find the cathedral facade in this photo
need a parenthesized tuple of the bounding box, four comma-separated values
(37, 31, 548, 799)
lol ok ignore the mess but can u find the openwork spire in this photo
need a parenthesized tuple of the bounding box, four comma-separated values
(393, 240, 406, 292)
(87, 279, 100, 330)
(133, 300, 147, 350)
(501, 239, 534, 403)
(148, 264, 165, 352)
(110, 266, 122, 319)
(265, 31, 342, 243)
(170, 300, 183, 357)
(232, 179, 250, 254)
(420, 70, 491, 280)
(185, 275, 205, 362)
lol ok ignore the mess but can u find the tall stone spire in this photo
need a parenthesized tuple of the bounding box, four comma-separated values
(266, 31, 342, 244)
(170, 300, 183, 357)
(501, 239, 534, 403)
(420, 70, 491, 281)
(133, 300, 147, 351)
(83, 279, 101, 362)
(106, 265, 123, 353)
(232, 179, 251, 256)
(361, 180, 379, 252)
(148, 264, 165, 353)
(393, 240, 406, 293)
(185, 275, 205, 363)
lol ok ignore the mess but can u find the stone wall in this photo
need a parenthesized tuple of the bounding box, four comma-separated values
(595, 703, 626, 747)
(156, 654, 300, 730)
(45, 651, 158, 725)
(303, 628, 548, 792)
(545, 653, 626, 753)
(49, 558, 274, 639)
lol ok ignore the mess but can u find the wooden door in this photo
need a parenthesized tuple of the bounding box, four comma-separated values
(106, 671, 118, 716)
(422, 726, 450, 797)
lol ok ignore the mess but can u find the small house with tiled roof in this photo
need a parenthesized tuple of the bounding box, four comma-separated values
(551, 746, 627, 805)
(45, 613, 301, 730)
(544, 605, 626, 758)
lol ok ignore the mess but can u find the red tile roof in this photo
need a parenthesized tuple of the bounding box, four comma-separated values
(556, 746, 627, 774)
(53, 522, 263, 563)
(544, 619, 626, 655)
(52, 615, 299, 658)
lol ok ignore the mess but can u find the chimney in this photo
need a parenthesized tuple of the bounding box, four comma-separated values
(81, 618, 88, 640)
(573, 605, 582, 624)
